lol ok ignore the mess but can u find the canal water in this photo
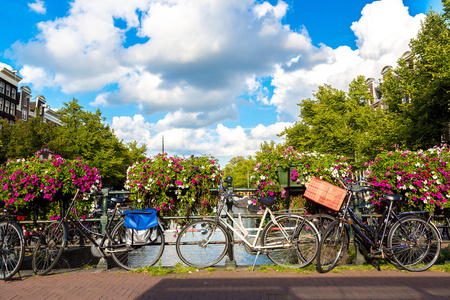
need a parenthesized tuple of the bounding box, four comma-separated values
(157, 206, 274, 267)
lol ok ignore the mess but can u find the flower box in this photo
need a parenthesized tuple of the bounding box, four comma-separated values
(304, 178, 347, 211)
(277, 165, 303, 188)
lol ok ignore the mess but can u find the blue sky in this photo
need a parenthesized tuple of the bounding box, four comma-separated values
(0, 0, 443, 167)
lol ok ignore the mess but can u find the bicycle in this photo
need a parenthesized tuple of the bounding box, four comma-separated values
(32, 190, 165, 275)
(175, 183, 320, 270)
(0, 210, 25, 281)
(316, 177, 441, 273)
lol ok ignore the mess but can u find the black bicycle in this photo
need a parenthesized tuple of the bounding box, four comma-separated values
(32, 190, 165, 275)
(316, 177, 441, 273)
(0, 212, 25, 281)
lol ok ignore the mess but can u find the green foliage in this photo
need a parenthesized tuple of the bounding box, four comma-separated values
(0, 99, 146, 189)
(381, 4, 450, 149)
(223, 156, 255, 188)
(281, 77, 400, 168)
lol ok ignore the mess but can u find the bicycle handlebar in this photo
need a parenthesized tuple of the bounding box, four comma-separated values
(337, 177, 380, 194)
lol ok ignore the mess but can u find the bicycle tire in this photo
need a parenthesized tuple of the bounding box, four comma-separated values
(110, 219, 165, 270)
(32, 221, 68, 275)
(0, 220, 25, 280)
(316, 220, 349, 273)
(387, 216, 441, 272)
(176, 219, 229, 268)
(262, 215, 320, 268)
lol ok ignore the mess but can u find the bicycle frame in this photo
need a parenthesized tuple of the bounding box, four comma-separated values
(212, 194, 305, 252)
(50, 190, 123, 259)
(339, 189, 438, 257)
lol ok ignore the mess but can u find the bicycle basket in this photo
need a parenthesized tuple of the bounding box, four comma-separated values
(304, 178, 347, 211)
(122, 208, 159, 246)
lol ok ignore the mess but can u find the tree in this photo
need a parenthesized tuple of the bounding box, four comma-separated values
(48, 99, 147, 188)
(223, 156, 255, 188)
(381, 1, 450, 149)
(281, 76, 399, 166)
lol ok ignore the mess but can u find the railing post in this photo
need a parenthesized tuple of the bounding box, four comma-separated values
(352, 186, 366, 266)
(97, 188, 109, 270)
(101, 188, 109, 235)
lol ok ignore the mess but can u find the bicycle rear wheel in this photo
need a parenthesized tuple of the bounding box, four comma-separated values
(176, 219, 229, 268)
(262, 215, 320, 268)
(110, 219, 165, 270)
(316, 220, 349, 273)
(387, 216, 441, 272)
(32, 221, 68, 275)
(0, 220, 25, 280)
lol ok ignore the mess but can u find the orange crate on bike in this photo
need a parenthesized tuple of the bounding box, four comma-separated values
(304, 178, 347, 211)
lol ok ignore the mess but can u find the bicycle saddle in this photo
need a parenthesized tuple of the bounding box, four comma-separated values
(258, 196, 276, 206)
(382, 194, 403, 202)
(110, 197, 127, 203)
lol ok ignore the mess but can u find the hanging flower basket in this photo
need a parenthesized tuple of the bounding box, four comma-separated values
(277, 164, 303, 188)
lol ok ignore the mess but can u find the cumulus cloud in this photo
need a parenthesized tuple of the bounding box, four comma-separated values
(269, 0, 425, 121)
(28, 0, 46, 14)
(8, 0, 428, 164)
(111, 115, 292, 165)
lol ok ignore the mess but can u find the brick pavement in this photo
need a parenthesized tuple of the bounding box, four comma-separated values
(2, 267, 450, 300)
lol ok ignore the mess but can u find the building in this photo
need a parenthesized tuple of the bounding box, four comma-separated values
(366, 51, 413, 109)
(0, 65, 61, 126)
(0, 67, 21, 125)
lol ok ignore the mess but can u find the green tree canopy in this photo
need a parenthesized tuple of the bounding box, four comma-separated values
(223, 156, 255, 188)
(382, 1, 450, 149)
(280, 76, 399, 167)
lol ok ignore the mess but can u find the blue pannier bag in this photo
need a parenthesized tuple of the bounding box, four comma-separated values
(122, 208, 158, 246)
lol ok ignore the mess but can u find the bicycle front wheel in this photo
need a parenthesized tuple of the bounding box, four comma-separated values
(110, 219, 165, 270)
(0, 220, 25, 280)
(32, 221, 68, 275)
(262, 215, 320, 268)
(176, 219, 229, 268)
(316, 220, 349, 273)
(388, 217, 441, 272)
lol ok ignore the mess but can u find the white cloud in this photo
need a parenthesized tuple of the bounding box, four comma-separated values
(111, 115, 292, 165)
(12, 0, 309, 126)
(28, 0, 46, 14)
(9, 0, 428, 164)
(269, 0, 425, 121)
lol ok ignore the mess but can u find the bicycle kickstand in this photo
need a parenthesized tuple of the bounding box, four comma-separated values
(251, 251, 261, 271)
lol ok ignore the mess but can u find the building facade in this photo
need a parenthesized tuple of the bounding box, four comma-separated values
(0, 67, 21, 125)
(0, 65, 61, 126)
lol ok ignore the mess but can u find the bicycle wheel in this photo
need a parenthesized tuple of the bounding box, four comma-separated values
(0, 220, 25, 280)
(110, 219, 165, 270)
(32, 221, 68, 275)
(387, 216, 441, 272)
(262, 215, 320, 268)
(176, 219, 229, 268)
(316, 220, 349, 273)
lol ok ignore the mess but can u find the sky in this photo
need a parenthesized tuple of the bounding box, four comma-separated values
(0, 0, 444, 167)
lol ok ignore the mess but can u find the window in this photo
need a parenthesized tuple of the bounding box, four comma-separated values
(11, 88, 16, 99)
(22, 110, 28, 121)
(5, 85, 10, 97)
(0, 98, 3, 111)
(10, 103, 15, 115)
(0, 82, 4, 94)
(4, 100, 9, 113)
(24, 97, 28, 107)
